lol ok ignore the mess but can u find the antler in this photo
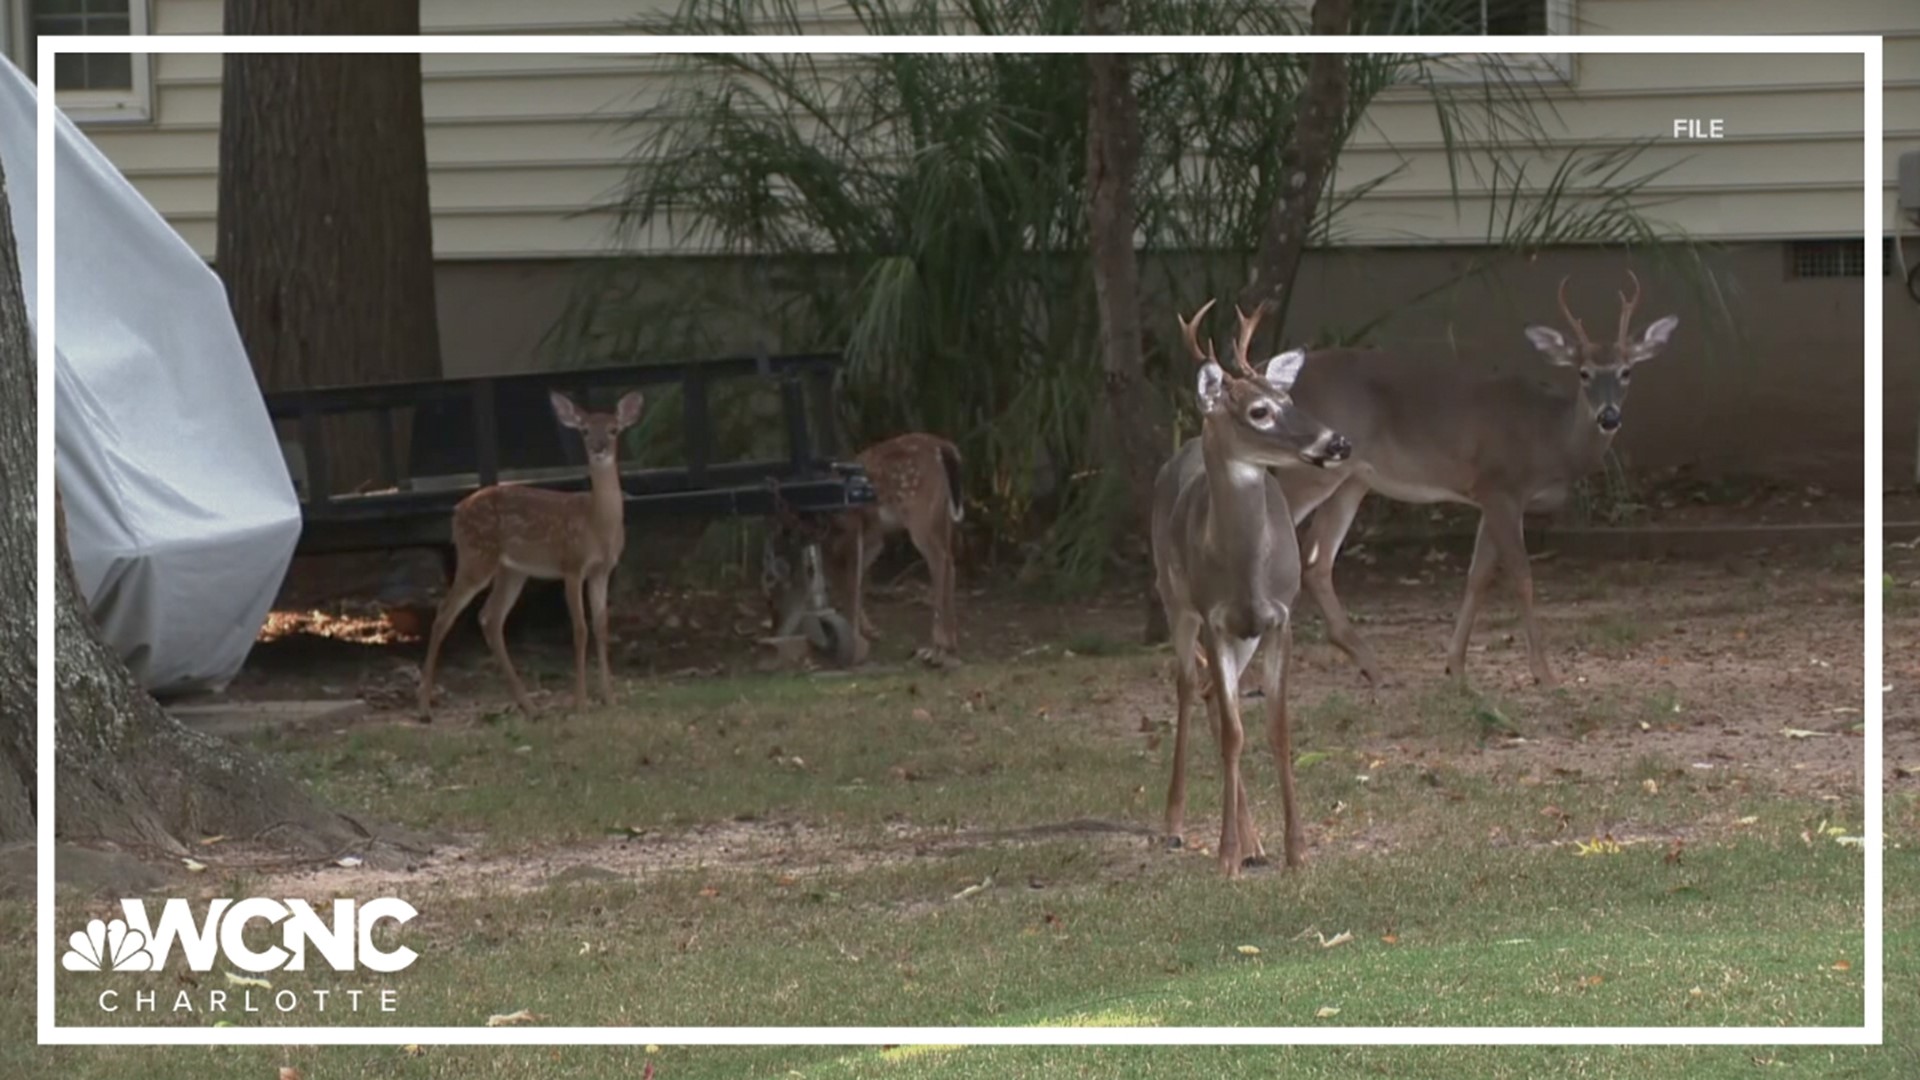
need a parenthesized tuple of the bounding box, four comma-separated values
(1177, 299, 1220, 368)
(1614, 269, 1643, 347)
(1231, 301, 1272, 379)
(1556, 276, 1595, 350)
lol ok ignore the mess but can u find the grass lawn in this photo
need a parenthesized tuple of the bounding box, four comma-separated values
(7, 549, 1896, 1076)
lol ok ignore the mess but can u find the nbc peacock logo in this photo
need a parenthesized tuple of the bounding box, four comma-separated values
(62, 917, 157, 972)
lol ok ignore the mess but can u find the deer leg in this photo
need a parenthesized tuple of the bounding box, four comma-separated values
(906, 514, 955, 660)
(562, 573, 590, 710)
(855, 517, 885, 642)
(588, 570, 615, 704)
(418, 560, 494, 719)
(1299, 478, 1385, 686)
(1260, 620, 1305, 868)
(477, 568, 533, 714)
(1164, 610, 1203, 847)
(1484, 500, 1555, 686)
(1445, 513, 1504, 680)
(1204, 629, 1258, 879)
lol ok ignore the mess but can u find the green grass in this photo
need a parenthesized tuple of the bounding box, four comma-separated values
(4, 652, 1890, 1078)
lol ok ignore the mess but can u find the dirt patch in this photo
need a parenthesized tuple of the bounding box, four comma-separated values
(237, 816, 1171, 905)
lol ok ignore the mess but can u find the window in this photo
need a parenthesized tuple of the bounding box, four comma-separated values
(9, 0, 151, 123)
(1407, 0, 1575, 85)
(1786, 239, 1896, 280)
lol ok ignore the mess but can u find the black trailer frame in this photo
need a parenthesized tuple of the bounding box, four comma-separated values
(264, 352, 875, 556)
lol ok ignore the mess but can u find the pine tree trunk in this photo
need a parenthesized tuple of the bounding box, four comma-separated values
(0, 148, 420, 876)
(1084, 2, 1171, 643)
(216, 0, 441, 496)
(1238, 0, 1354, 355)
(0, 156, 36, 846)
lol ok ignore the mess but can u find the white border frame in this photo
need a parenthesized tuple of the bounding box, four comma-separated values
(35, 33, 1883, 1048)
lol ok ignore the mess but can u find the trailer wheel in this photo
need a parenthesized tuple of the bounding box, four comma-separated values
(805, 611, 859, 667)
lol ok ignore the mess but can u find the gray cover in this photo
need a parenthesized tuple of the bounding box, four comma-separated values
(1, 58, 300, 694)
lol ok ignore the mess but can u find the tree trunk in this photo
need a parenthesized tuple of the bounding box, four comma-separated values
(1084, 6, 1170, 644)
(1238, 0, 1354, 355)
(217, 0, 441, 497)
(0, 154, 421, 874)
(0, 157, 36, 846)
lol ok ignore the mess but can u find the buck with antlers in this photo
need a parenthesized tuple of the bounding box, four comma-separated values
(418, 390, 645, 719)
(1277, 272, 1679, 686)
(1152, 300, 1352, 876)
(825, 432, 964, 664)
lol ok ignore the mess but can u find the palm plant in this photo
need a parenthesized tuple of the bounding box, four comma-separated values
(543, 0, 1710, 589)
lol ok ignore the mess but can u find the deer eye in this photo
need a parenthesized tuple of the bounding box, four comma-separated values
(1620, 369, 1632, 382)
(1578, 369, 1592, 382)
(1248, 404, 1272, 423)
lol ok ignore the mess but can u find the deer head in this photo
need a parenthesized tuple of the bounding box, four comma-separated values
(1524, 272, 1680, 434)
(1180, 300, 1351, 470)
(550, 390, 645, 467)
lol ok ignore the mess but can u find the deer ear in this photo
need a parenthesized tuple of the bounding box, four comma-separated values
(615, 391, 645, 428)
(1628, 315, 1679, 364)
(549, 391, 586, 430)
(1262, 349, 1306, 392)
(1196, 362, 1229, 414)
(1524, 325, 1576, 366)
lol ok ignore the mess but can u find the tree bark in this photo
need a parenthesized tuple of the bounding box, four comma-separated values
(217, 0, 441, 496)
(0, 157, 36, 845)
(1084, 4, 1170, 643)
(0, 151, 421, 873)
(1238, 0, 1354, 355)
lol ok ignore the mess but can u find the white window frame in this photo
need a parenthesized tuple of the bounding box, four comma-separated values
(7, 0, 153, 125)
(1408, 0, 1577, 86)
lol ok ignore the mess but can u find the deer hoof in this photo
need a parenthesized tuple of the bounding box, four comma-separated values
(1162, 834, 1185, 851)
(1241, 854, 1272, 870)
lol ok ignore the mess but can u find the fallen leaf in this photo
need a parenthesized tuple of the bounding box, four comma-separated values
(1294, 751, 1329, 769)
(911, 708, 933, 723)
(1317, 931, 1354, 949)
(1236, 944, 1262, 956)
(578, 941, 591, 956)
(699, 886, 721, 898)
(402, 1045, 425, 1058)
(1574, 835, 1622, 857)
(280, 1069, 303, 1080)
(182, 858, 207, 873)
(1832, 960, 1852, 971)
(1781, 727, 1829, 739)
(225, 972, 271, 990)
(1580, 974, 1605, 988)
(1380, 934, 1400, 945)
(950, 876, 993, 901)
(198, 835, 227, 846)
(1314, 1006, 1341, 1019)
(335, 856, 364, 869)
(1641, 779, 1659, 795)
(1734, 816, 1759, 826)
(486, 1008, 538, 1027)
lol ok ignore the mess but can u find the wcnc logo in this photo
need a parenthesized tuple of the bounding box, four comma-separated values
(63, 897, 418, 974)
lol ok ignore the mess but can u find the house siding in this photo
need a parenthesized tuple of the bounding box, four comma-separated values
(29, 0, 1899, 259)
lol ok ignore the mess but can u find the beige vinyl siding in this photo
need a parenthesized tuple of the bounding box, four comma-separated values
(66, 0, 1903, 258)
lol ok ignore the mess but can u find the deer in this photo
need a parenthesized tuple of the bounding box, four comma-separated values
(824, 432, 964, 664)
(417, 390, 645, 720)
(1272, 272, 1679, 687)
(1152, 299, 1352, 876)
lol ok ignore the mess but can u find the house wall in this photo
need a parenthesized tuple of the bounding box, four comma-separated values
(10, 0, 1904, 485)
(36, 0, 1887, 256)
(432, 243, 1867, 489)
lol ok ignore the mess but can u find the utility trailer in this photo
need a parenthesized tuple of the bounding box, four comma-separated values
(263, 351, 875, 664)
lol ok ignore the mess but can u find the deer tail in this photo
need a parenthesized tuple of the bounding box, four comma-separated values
(937, 441, 964, 524)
